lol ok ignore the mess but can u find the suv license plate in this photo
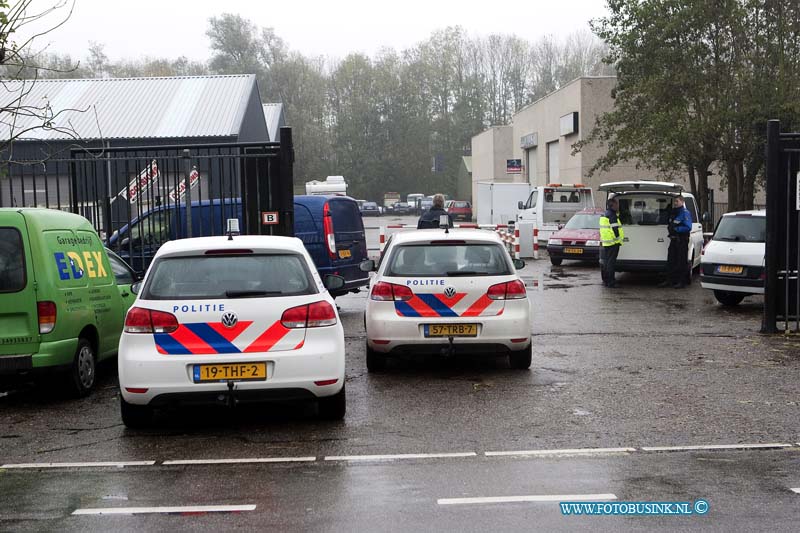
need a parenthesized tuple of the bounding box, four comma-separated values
(193, 362, 267, 383)
(339, 249, 352, 259)
(717, 265, 744, 275)
(424, 324, 478, 337)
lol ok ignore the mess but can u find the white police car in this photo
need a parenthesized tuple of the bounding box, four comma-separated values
(361, 227, 532, 371)
(118, 230, 346, 427)
(700, 210, 765, 306)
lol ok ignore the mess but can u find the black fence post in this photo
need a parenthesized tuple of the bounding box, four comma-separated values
(183, 150, 193, 238)
(278, 127, 294, 238)
(762, 120, 780, 333)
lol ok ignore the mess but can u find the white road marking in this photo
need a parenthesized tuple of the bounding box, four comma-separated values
(1, 461, 155, 469)
(641, 443, 793, 452)
(438, 493, 617, 505)
(163, 457, 316, 465)
(791, 488, 800, 494)
(324, 452, 477, 462)
(72, 504, 256, 515)
(485, 447, 636, 457)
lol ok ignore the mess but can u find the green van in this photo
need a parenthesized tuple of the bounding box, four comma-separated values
(0, 209, 137, 396)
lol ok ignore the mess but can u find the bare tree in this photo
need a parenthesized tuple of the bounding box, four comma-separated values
(1, 0, 86, 160)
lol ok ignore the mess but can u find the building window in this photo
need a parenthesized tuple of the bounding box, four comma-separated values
(547, 141, 559, 181)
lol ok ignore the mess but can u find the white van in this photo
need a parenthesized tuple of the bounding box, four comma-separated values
(700, 210, 765, 306)
(516, 184, 595, 242)
(598, 181, 704, 274)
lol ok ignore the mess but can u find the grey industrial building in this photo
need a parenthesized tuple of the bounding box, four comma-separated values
(1, 74, 283, 208)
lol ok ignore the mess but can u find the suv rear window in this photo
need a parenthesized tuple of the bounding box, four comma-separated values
(617, 194, 673, 226)
(142, 254, 317, 300)
(386, 244, 512, 277)
(714, 216, 766, 243)
(0, 228, 25, 292)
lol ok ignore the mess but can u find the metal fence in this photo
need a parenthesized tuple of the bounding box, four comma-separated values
(711, 202, 766, 227)
(1, 128, 295, 271)
(763, 120, 799, 333)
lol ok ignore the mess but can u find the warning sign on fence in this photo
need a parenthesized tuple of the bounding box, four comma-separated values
(118, 160, 159, 203)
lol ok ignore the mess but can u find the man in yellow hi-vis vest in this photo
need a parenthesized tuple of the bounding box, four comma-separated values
(599, 197, 624, 288)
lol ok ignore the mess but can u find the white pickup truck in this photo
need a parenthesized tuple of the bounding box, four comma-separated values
(516, 184, 595, 242)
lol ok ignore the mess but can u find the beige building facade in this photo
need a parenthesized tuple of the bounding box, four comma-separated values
(471, 76, 765, 221)
(472, 77, 659, 212)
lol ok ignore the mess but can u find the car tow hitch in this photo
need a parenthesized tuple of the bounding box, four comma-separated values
(441, 336, 455, 358)
(225, 380, 239, 408)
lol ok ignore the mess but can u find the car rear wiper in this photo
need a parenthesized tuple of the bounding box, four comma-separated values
(445, 270, 490, 276)
(224, 290, 283, 298)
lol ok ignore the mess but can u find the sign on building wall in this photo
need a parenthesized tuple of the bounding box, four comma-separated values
(506, 159, 523, 174)
(560, 112, 579, 136)
(520, 132, 538, 149)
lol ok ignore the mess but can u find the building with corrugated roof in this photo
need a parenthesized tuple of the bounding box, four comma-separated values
(1, 74, 270, 154)
(261, 103, 286, 142)
(0, 74, 283, 210)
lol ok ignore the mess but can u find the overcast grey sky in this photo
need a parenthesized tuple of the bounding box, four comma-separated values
(22, 0, 610, 61)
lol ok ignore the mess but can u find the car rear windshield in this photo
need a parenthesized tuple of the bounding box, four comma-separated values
(385, 243, 512, 277)
(565, 214, 601, 230)
(142, 254, 317, 300)
(0, 228, 25, 293)
(714, 216, 766, 243)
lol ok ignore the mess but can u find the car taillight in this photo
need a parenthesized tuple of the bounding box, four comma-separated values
(37, 301, 56, 334)
(151, 310, 179, 333)
(370, 282, 413, 301)
(323, 202, 336, 259)
(487, 280, 527, 300)
(124, 307, 178, 334)
(281, 301, 338, 328)
(307, 301, 338, 327)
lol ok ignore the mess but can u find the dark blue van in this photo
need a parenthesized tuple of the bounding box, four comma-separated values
(108, 196, 369, 296)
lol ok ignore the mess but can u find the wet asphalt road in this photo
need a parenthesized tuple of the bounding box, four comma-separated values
(1, 216, 798, 531)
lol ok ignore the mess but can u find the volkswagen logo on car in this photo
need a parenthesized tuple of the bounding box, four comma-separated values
(444, 286, 457, 298)
(221, 311, 238, 328)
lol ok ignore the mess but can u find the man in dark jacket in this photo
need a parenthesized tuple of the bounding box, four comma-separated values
(417, 194, 454, 229)
(659, 195, 693, 288)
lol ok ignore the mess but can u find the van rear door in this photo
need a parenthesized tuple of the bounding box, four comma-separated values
(0, 214, 40, 362)
(327, 198, 368, 285)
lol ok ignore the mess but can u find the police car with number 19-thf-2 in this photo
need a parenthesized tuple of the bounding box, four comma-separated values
(117, 223, 346, 428)
(361, 223, 532, 372)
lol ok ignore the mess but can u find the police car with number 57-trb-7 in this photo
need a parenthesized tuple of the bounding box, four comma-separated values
(361, 218, 532, 371)
(117, 221, 347, 428)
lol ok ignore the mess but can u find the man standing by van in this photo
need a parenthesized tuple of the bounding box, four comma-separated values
(417, 194, 453, 229)
(660, 195, 693, 288)
(599, 197, 624, 288)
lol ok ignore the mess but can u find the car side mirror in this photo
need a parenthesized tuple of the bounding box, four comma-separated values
(323, 274, 346, 291)
(130, 281, 142, 295)
(359, 259, 376, 272)
(518, 201, 524, 210)
(513, 259, 526, 270)
(133, 271, 144, 282)
(702, 211, 710, 222)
